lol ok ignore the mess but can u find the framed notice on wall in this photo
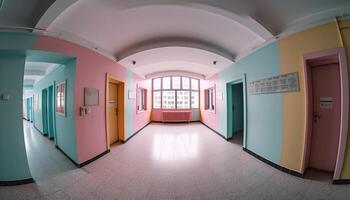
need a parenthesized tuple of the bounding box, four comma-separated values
(56, 81, 66, 116)
(248, 72, 300, 95)
(84, 88, 99, 106)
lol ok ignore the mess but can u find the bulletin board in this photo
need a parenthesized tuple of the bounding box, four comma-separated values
(248, 72, 299, 95)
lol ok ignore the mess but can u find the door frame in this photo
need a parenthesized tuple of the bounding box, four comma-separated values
(47, 85, 55, 140)
(105, 74, 125, 149)
(302, 48, 349, 180)
(42, 88, 49, 135)
(226, 74, 247, 148)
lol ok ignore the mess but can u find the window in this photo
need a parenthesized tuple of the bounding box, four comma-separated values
(191, 79, 199, 90)
(162, 91, 175, 109)
(137, 86, 147, 112)
(152, 76, 199, 109)
(191, 91, 199, 109)
(182, 77, 190, 89)
(153, 78, 161, 90)
(162, 77, 171, 89)
(204, 86, 215, 112)
(56, 81, 66, 116)
(172, 76, 181, 89)
(153, 91, 161, 109)
(177, 91, 190, 109)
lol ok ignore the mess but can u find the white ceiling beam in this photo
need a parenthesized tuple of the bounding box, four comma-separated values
(35, 0, 79, 30)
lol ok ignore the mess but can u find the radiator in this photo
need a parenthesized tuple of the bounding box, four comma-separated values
(162, 111, 191, 122)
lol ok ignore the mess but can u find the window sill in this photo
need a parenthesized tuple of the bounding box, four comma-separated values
(205, 109, 215, 113)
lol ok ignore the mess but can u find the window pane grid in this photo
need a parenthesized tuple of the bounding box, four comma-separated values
(152, 76, 199, 109)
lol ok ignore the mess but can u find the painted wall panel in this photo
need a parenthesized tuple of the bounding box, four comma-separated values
(0, 54, 31, 181)
(201, 43, 283, 163)
(34, 35, 151, 164)
(0, 32, 36, 50)
(278, 22, 343, 172)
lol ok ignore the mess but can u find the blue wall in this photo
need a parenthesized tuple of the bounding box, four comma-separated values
(0, 32, 36, 182)
(0, 54, 32, 181)
(33, 59, 78, 163)
(215, 42, 283, 163)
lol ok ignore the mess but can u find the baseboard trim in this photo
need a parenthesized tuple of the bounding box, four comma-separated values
(33, 125, 48, 136)
(151, 120, 201, 124)
(333, 179, 350, 184)
(0, 178, 34, 186)
(243, 148, 303, 178)
(122, 122, 152, 143)
(200, 122, 228, 141)
(55, 145, 80, 167)
(79, 149, 110, 167)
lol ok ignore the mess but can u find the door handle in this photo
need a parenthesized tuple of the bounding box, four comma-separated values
(313, 111, 321, 122)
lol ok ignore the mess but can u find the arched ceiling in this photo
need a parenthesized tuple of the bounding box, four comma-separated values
(1, 0, 350, 79)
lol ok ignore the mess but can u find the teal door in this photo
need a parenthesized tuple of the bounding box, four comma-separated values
(47, 86, 55, 139)
(232, 83, 244, 134)
(42, 89, 48, 135)
(26, 97, 33, 122)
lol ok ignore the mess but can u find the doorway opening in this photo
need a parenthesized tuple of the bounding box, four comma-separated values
(226, 75, 247, 148)
(106, 74, 125, 148)
(23, 52, 78, 181)
(303, 48, 349, 182)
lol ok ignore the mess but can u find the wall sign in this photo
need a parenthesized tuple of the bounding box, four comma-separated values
(84, 88, 99, 106)
(320, 97, 333, 109)
(249, 72, 299, 95)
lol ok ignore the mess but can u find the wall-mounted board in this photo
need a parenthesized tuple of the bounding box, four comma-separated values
(84, 88, 99, 106)
(249, 72, 299, 95)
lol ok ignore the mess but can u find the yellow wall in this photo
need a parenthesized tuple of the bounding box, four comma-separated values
(278, 22, 343, 172)
(339, 20, 350, 179)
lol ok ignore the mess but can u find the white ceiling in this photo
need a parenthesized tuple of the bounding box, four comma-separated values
(24, 62, 60, 86)
(119, 46, 233, 78)
(2, 0, 350, 79)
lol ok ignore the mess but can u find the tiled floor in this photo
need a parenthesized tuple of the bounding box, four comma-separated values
(23, 120, 76, 180)
(1, 122, 350, 200)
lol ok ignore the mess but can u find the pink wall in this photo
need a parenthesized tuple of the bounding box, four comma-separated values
(133, 78, 152, 132)
(200, 77, 220, 131)
(34, 35, 151, 164)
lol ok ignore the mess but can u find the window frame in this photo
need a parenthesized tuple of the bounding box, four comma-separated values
(136, 85, 147, 114)
(152, 76, 200, 110)
(56, 81, 66, 117)
(204, 85, 216, 113)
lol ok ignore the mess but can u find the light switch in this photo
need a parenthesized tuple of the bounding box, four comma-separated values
(0, 94, 10, 101)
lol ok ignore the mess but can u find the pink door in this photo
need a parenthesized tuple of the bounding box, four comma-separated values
(309, 63, 341, 172)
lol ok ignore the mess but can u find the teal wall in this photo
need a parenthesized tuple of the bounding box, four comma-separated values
(214, 42, 283, 163)
(0, 32, 36, 182)
(0, 54, 32, 181)
(125, 70, 135, 139)
(33, 59, 78, 162)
